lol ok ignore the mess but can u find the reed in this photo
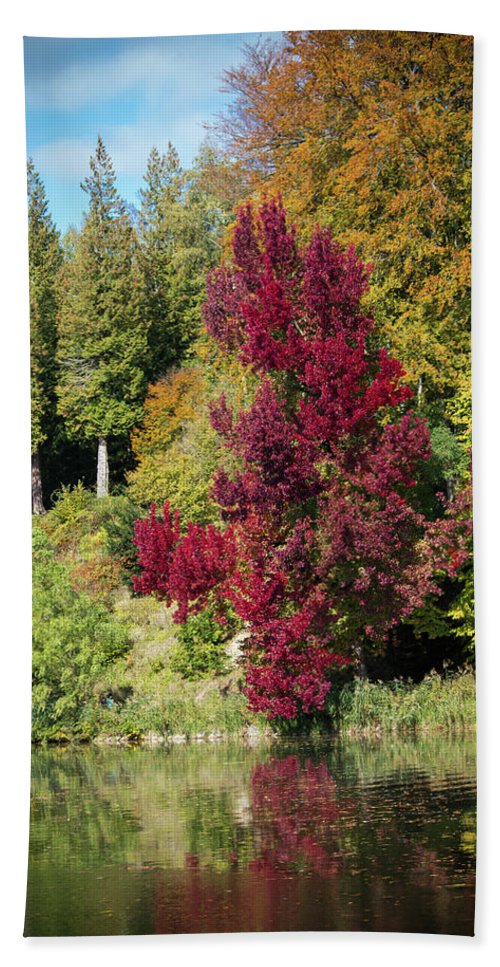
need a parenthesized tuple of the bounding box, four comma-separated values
(328, 668, 476, 734)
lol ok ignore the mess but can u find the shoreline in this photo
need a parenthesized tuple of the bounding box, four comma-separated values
(31, 668, 476, 746)
(31, 725, 477, 749)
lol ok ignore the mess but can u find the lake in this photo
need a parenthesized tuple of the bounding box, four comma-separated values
(24, 733, 476, 936)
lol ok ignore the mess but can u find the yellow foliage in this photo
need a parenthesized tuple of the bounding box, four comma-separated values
(130, 366, 206, 459)
(220, 30, 472, 417)
(128, 349, 255, 522)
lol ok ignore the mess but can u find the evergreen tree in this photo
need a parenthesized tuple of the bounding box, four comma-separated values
(57, 137, 148, 496)
(138, 145, 225, 380)
(27, 160, 63, 513)
(138, 144, 183, 377)
(139, 143, 181, 223)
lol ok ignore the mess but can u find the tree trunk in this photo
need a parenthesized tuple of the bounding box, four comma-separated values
(31, 450, 45, 515)
(97, 437, 109, 498)
(354, 642, 368, 681)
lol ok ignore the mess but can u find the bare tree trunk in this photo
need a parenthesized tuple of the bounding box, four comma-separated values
(97, 437, 109, 498)
(31, 450, 45, 515)
(354, 642, 368, 681)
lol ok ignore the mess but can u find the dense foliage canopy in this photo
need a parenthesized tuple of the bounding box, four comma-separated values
(57, 137, 148, 445)
(28, 161, 63, 454)
(218, 31, 472, 440)
(133, 200, 471, 719)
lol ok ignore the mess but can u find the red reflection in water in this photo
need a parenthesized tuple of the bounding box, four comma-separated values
(151, 754, 346, 933)
(249, 755, 344, 876)
(147, 753, 474, 936)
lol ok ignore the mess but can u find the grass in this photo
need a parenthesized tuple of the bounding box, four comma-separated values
(55, 666, 475, 744)
(326, 668, 476, 734)
(91, 588, 266, 739)
(87, 683, 259, 741)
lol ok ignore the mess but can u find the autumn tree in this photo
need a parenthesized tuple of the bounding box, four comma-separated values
(217, 31, 473, 449)
(27, 160, 63, 513)
(190, 141, 251, 221)
(128, 347, 255, 523)
(127, 366, 218, 522)
(133, 200, 470, 719)
(57, 137, 148, 496)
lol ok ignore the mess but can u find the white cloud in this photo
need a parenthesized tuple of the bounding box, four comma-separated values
(32, 137, 96, 179)
(25, 35, 251, 112)
(27, 43, 175, 110)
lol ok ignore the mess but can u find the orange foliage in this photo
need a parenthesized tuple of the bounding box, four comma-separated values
(219, 31, 472, 424)
(130, 366, 207, 460)
(70, 554, 125, 602)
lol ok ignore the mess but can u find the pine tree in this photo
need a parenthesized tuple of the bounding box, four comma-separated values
(27, 160, 63, 513)
(57, 137, 148, 496)
(138, 144, 184, 377)
(138, 145, 225, 380)
(139, 144, 181, 223)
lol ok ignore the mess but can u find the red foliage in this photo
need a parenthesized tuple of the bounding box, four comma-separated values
(167, 522, 237, 623)
(249, 755, 345, 876)
(133, 199, 471, 719)
(133, 502, 181, 599)
(133, 505, 236, 623)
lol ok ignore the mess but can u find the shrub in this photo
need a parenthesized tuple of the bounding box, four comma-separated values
(42, 481, 95, 550)
(326, 668, 476, 733)
(170, 606, 233, 679)
(32, 525, 130, 739)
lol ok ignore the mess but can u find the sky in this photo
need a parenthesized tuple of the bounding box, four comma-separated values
(24, 33, 282, 233)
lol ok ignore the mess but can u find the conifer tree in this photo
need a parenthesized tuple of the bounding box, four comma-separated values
(138, 145, 225, 379)
(57, 137, 148, 496)
(138, 144, 183, 377)
(27, 160, 62, 513)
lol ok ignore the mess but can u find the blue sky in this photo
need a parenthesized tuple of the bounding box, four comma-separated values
(24, 33, 282, 233)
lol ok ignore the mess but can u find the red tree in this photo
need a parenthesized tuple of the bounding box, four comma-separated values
(133, 199, 470, 719)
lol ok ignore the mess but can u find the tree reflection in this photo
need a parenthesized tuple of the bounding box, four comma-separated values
(25, 739, 476, 936)
(248, 755, 344, 876)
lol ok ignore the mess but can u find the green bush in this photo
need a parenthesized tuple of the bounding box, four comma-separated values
(32, 525, 130, 740)
(40, 486, 142, 596)
(170, 606, 233, 679)
(94, 493, 143, 582)
(42, 481, 95, 550)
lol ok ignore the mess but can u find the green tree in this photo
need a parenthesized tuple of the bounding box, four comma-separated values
(27, 160, 62, 513)
(138, 144, 183, 377)
(57, 137, 148, 496)
(138, 145, 227, 380)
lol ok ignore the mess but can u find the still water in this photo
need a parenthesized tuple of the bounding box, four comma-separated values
(25, 734, 475, 936)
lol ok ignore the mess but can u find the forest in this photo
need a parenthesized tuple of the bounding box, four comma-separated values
(29, 30, 475, 741)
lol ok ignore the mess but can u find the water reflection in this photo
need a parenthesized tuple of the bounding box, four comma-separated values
(25, 735, 475, 936)
(249, 756, 345, 876)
